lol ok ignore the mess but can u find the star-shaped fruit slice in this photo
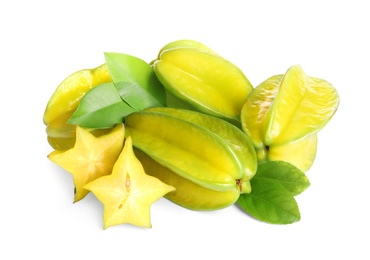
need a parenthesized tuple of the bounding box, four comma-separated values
(48, 123, 125, 202)
(84, 136, 175, 229)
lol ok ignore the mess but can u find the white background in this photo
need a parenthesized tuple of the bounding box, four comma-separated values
(1, 0, 369, 259)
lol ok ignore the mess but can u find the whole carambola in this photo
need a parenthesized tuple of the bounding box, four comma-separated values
(43, 64, 112, 150)
(151, 40, 254, 123)
(125, 107, 257, 210)
(241, 65, 340, 172)
(134, 149, 241, 210)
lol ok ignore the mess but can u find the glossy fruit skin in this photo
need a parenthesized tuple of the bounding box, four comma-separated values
(43, 64, 112, 150)
(151, 40, 253, 123)
(267, 133, 318, 172)
(241, 65, 339, 171)
(262, 66, 339, 146)
(144, 107, 257, 181)
(125, 107, 257, 210)
(155, 39, 218, 56)
(134, 149, 240, 210)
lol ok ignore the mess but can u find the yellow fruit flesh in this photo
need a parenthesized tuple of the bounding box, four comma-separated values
(84, 137, 175, 229)
(48, 124, 125, 202)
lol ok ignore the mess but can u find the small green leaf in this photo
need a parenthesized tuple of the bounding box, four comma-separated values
(256, 161, 310, 195)
(104, 52, 167, 108)
(236, 161, 309, 224)
(237, 179, 300, 224)
(68, 83, 135, 128)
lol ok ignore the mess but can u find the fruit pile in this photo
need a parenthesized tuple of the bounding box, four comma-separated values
(43, 40, 339, 229)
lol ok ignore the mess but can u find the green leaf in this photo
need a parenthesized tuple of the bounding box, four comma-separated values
(104, 52, 167, 108)
(115, 81, 162, 111)
(68, 83, 135, 128)
(256, 161, 310, 195)
(236, 161, 309, 224)
(237, 179, 300, 224)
